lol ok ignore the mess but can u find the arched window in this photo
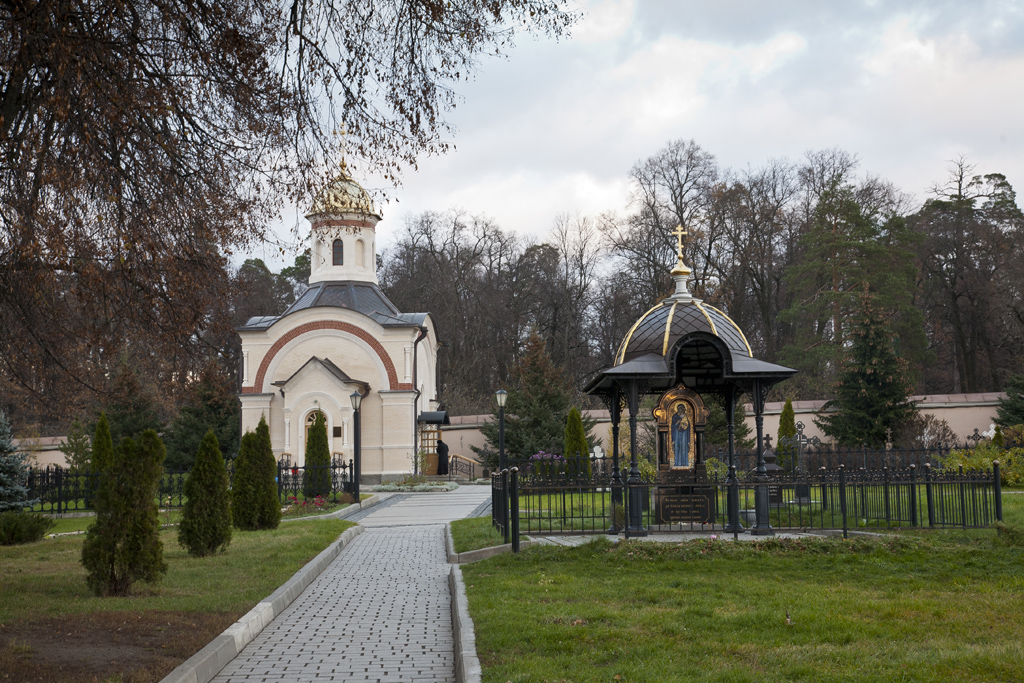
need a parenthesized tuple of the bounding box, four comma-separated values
(333, 239, 344, 266)
(356, 239, 365, 267)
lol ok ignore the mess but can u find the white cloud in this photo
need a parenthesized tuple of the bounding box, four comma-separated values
(244, 3, 1024, 272)
(572, 0, 636, 43)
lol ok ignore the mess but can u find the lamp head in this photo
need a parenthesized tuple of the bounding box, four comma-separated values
(495, 388, 508, 408)
(350, 390, 362, 411)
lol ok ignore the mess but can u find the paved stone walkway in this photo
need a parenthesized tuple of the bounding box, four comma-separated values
(211, 486, 491, 683)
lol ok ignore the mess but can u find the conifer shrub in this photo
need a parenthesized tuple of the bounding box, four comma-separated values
(564, 407, 590, 478)
(303, 412, 331, 499)
(178, 430, 232, 556)
(0, 511, 54, 545)
(776, 398, 797, 470)
(993, 425, 1005, 451)
(81, 430, 168, 596)
(233, 417, 281, 531)
(88, 413, 114, 507)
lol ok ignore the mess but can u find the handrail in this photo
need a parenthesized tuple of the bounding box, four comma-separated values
(447, 453, 480, 481)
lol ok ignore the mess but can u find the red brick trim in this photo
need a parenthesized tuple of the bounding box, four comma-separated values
(243, 321, 408, 394)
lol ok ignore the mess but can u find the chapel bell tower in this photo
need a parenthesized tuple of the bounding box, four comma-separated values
(306, 161, 381, 286)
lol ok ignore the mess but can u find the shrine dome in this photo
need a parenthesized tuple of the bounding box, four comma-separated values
(307, 162, 380, 219)
(615, 255, 752, 366)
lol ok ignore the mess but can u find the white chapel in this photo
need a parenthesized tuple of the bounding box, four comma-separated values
(237, 165, 441, 482)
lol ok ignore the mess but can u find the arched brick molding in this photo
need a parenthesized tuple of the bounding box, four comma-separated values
(241, 321, 413, 393)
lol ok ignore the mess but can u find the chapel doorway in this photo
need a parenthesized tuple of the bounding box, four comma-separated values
(420, 426, 440, 475)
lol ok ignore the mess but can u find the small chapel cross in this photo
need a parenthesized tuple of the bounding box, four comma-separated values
(671, 224, 688, 261)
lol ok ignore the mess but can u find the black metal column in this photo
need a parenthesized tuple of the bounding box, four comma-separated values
(353, 406, 362, 503)
(624, 379, 646, 538)
(609, 387, 623, 533)
(750, 379, 774, 536)
(724, 386, 742, 533)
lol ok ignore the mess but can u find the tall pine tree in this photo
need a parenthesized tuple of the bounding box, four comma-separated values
(816, 293, 918, 447)
(780, 185, 926, 398)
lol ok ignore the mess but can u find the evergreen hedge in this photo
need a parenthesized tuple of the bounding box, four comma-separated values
(178, 430, 232, 556)
(233, 416, 281, 530)
(303, 412, 331, 499)
(81, 430, 168, 596)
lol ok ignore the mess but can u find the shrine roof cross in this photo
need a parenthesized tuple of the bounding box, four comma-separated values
(671, 224, 688, 261)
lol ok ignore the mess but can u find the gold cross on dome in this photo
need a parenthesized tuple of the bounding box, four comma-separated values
(671, 224, 688, 261)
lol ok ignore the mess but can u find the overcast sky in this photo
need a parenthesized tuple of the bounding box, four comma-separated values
(249, 0, 1024, 269)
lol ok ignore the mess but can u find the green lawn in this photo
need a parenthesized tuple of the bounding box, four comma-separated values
(0, 519, 354, 623)
(463, 527, 1024, 681)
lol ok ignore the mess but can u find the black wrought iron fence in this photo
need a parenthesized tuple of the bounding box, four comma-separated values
(25, 456, 356, 514)
(705, 445, 953, 474)
(496, 460, 1001, 539)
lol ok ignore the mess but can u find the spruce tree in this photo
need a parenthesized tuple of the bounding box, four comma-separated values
(776, 398, 797, 470)
(703, 394, 755, 450)
(996, 374, 1024, 428)
(563, 407, 590, 478)
(61, 417, 92, 472)
(81, 430, 168, 596)
(475, 333, 593, 466)
(178, 430, 232, 556)
(102, 361, 164, 444)
(302, 412, 331, 498)
(816, 294, 918, 447)
(0, 411, 33, 512)
(233, 417, 281, 530)
(164, 363, 241, 470)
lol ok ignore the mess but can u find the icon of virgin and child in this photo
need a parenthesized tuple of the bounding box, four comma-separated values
(670, 402, 693, 468)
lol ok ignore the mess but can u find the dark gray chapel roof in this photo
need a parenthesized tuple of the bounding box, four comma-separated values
(237, 281, 428, 331)
(270, 356, 370, 393)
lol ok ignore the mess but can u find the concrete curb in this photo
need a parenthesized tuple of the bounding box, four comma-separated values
(280, 494, 381, 523)
(447, 519, 540, 564)
(448, 540, 539, 564)
(449, 565, 482, 683)
(159, 524, 365, 683)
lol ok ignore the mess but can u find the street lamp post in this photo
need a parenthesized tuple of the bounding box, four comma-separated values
(496, 389, 507, 472)
(350, 391, 362, 503)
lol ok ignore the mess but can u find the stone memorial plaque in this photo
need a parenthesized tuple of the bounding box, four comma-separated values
(657, 494, 711, 523)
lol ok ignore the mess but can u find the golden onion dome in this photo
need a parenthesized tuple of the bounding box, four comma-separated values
(307, 162, 380, 219)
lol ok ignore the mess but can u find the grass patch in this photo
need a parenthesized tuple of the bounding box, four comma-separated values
(0, 518, 355, 624)
(463, 534, 1024, 682)
(451, 517, 531, 553)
